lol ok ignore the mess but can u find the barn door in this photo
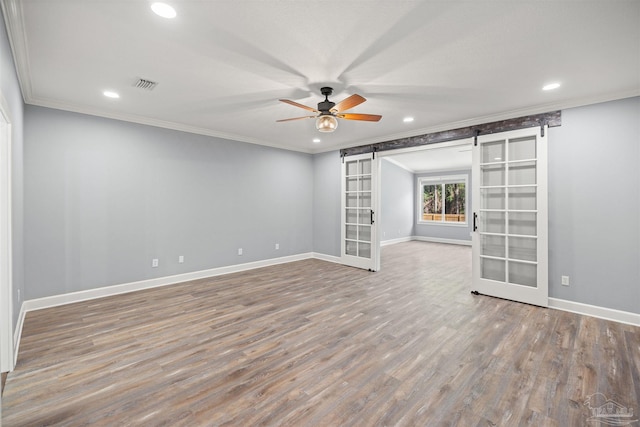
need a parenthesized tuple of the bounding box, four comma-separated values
(472, 127, 548, 307)
(341, 153, 380, 271)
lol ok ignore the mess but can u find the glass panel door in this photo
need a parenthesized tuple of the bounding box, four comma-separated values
(341, 153, 380, 271)
(472, 127, 548, 307)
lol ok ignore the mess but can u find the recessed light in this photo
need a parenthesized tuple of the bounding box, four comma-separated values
(313, 138, 321, 143)
(542, 82, 561, 91)
(151, 2, 176, 19)
(403, 117, 414, 123)
(103, 91, 120, 99)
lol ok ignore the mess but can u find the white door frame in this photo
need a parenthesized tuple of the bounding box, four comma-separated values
(0, 92, 14, 373)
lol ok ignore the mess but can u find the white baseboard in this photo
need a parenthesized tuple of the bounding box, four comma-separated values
(312, 252, 342, 264)
(22, 253, 315, 313)
(13, 302, 25, 367)
(13, 252, 638, 367)
(412, 236, 472, 246)
(380, 236, 413, 247)
(549, 298, 640, 327)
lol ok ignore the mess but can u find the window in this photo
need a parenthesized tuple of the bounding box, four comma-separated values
(418, 175, 467, 225)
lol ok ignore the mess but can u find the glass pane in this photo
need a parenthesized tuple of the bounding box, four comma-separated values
(345, 225, 357, 240)
(359, 209, 372, 225)
(444, 183, 465, 222)
(359, 242, 371, 258)
(346, 193, 357, 208)
(481, 235, 505, 258)
(346, 209, 357, 224)
(481, 164, 505, 186)
(422, 184, 443, 220)
(360, 177, 371, 191)
(359, 226, 371, 243)
(508, 136, 536, 161)
(359, 192, 371, 208)
(509, 261, 537, 287)
(481, 211, 505, 234)
(508, 236, 537, 262)
(481, 258, 505, 282)
(346, 177, 358, 191)
(345, 240, 357, 256)
(480, 188, 505, 210)
(509, 212, 536, 236)
(346, 161, 358, 176)
(359, 159, 371, 175)
(508, 187, 536, 210)
(508, 161, 536, 186)
(481, 140, 505, 163)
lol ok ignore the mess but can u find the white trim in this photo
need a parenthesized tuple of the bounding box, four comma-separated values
(412, 236, 472, 246)
(382, 157, 414, 173)
(0, 90, 13, 373)
(13, 302, 25, 366)
(10, 251, 640, 369)
(22, 253, 313, 312)
(311, 252, 342, 264)
(340, 153, 380, 271)
(417, 174, 469, 226)
(381, 236, 413, 247)
(317, 90, 640, 154)
(549, 298, 640, 327)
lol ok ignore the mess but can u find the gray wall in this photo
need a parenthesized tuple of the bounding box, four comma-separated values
(1, 12, 25, 333)
(548, 96, 639, 314)
(380, 159, 414, 242)
(24, 106, 313, 300)
(312, 97, 639, 315)
(414, 169, 472, 242)
(312, 151, 341, 257)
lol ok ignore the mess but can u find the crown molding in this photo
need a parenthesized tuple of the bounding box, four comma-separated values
(27, 96, 318, 154)
(3, 0, 638, 156)
(1, 0, 32, 102)
(316, 89, 640, 154)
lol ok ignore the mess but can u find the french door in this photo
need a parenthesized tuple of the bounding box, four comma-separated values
(472, 127, 548, 307)
(341, 153, 380, 271)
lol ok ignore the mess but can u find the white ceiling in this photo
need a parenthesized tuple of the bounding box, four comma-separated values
(2, 0, 639, 155)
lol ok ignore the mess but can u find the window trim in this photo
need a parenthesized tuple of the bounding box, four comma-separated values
(417, 174, 468, 227)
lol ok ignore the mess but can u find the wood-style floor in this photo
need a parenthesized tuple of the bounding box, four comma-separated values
(2, 242, 639, 426)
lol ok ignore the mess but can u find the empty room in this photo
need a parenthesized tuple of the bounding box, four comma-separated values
(1, 1, 639, 425)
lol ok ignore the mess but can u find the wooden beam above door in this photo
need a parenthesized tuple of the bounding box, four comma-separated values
(340, 110, 561, 157)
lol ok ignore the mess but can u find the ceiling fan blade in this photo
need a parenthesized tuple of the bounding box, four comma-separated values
(338, 113, 382, 122)
(276, 115, 316, 122)
(279, 99, 318, 113)
(331, 94, 366, 113)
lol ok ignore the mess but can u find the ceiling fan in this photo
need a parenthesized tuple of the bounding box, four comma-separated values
(277, 87, 382, 132)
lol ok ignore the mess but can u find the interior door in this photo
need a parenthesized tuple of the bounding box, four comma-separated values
(472, 127, 548, 307)
(341, 153, 380, 271)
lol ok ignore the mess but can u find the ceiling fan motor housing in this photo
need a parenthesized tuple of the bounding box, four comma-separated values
(318, 86, 336, 112)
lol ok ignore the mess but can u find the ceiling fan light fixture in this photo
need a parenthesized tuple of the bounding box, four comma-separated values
(316, 115, 338, 132)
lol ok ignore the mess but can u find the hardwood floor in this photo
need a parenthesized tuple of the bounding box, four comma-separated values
(2, 242, 639, 426)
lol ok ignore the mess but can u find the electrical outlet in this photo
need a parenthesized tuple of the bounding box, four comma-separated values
(561, 275, 570, 286)
(152, 259, 159, 268)
(238, 248, 243, 256)
(178, 255, 184, 263)
(275, 243, 279, 250)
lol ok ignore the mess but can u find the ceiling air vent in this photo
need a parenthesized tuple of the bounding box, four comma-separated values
(133, 78, 158, 91)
